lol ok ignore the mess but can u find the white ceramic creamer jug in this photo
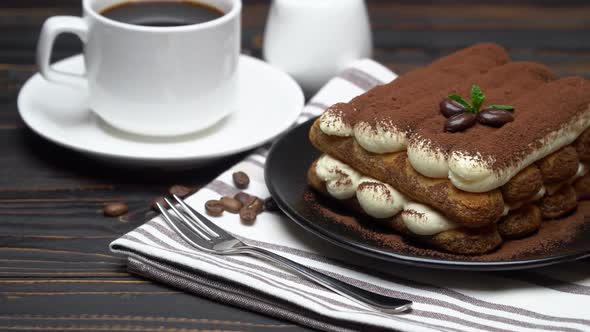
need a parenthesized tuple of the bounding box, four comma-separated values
(263, 0, 372, 93)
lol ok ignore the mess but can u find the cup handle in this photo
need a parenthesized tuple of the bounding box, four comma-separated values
(36, 16, 88, 85)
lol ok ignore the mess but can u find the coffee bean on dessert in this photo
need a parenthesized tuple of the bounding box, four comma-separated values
(104, 202, 128, 217)
(151, 196, 168, 210)
(234, 192, 255, 206)
(264, 197, 280, 212)
(232, 171, 250, 189)
(169, 185, 192, 198)
(219, 196, 243, 214)
(440, 99, 466, 118)
(478, 109, 514, 127)
(247, 197, 265, 213)
(444, 112, 477, 132)
(205, 200, 224, 217)
(240, 208, 257, 224)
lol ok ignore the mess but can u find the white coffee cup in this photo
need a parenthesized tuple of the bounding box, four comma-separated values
(37, 0, 242, 137)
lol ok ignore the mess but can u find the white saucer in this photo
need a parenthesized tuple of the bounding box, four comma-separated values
(18, 54, 304, 167)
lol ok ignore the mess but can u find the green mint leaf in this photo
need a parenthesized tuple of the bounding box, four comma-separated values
(470, 84, 485, 112)
(447, 94, 473, 112)
(484, 105, 515, 111)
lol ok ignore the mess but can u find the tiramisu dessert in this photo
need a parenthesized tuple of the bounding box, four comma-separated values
(307, 43, 590, 254)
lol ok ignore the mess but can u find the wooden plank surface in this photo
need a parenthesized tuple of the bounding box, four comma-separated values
(0, 1, 589, 331)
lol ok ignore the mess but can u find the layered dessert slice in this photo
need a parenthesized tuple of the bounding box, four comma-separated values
(307, 43, 590, 254)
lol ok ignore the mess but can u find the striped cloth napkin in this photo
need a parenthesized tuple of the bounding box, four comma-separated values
(110, 59, 590, 332)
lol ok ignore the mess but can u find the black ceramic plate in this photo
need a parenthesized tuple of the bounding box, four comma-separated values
(265, 118, 590, 271)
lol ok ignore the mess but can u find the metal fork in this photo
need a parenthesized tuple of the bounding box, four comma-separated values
(156, 195, 412, 314)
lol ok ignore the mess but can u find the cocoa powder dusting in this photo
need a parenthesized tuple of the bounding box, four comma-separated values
(334, 42, 590, 172)
(303, 189, 589, 261)
(344, 43, 510, 128)
(411, 62, 556, 157)
(324, 103, 358, 127)
(402, 209, 425, 219)
(358, 182, 393, 200)
(451, 77, 590, 171)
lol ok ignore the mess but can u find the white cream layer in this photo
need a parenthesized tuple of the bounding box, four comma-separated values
(319, 105, 590, 193)
(419, 109, 590, 192)
(407, 139, 449, 178)
(318, 105, 407, 153)
(401, 203, 459, 236)
(315, 154, 459, 236)
(356, 178, 407, 219)
(319, 107, 354, 137)
(354, 121, 407, 154)
(315, 154, 361, 199)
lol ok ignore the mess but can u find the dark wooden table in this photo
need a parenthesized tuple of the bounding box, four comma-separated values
(1, 1, 589, 331)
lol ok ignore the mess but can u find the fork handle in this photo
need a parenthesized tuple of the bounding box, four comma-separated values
(240, 247, 412, 314)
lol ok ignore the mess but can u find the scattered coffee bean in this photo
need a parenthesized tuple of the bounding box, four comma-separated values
(151, 196, 168, 210)
(440, 99, 466, 118)
(104, 202, 128, 217)
(232, 171, 250, 189)
(247, 197, 265, 213)
(169, 185, 192, 198)
(205, 200, 224, 217)
(478, 109, 514, 127)
(220, 196, 243, 214)
(239, 208, 257, 224)
(234, 192, 255, 206)
(264, 197, 279, 212)
(444, 112, 477, 132)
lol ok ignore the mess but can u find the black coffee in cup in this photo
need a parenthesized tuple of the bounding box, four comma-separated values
(100, 1, 224, 27)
